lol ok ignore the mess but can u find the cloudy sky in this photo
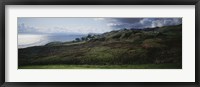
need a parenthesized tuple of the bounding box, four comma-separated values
(18, 17, 182, 35)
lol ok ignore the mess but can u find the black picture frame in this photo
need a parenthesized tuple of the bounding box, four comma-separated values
(0, 0, 199, 87)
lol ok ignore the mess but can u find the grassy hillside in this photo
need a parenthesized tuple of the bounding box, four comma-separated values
(18, 24, 182, 69)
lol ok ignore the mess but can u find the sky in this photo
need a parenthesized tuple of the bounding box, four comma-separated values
(18, 18, 182, 35)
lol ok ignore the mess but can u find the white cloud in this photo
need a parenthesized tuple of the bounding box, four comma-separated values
(93, 18, 105, 21)
(107, 23, 121, 27)
(138, 18, 182, 28)
(18, 23, 112, 35)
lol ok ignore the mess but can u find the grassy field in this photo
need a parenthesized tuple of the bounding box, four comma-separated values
(19, 64, 181, 69)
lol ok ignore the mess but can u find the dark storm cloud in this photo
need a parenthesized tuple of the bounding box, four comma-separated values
(111, 18, 144, 24)
(107, 18, 182, 29)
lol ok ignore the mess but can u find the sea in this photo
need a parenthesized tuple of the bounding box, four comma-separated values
(18, 34, 86, 48)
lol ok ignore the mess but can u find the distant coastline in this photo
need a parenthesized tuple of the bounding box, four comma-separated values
(18, 34, 86, 48)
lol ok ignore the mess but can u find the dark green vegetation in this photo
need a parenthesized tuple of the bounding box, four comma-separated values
(18, 24, 182, 69)
(19, 64, 181, 69)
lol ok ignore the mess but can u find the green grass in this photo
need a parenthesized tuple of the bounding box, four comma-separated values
(63, 41, 86, 46)
(18, 63, 181, 69)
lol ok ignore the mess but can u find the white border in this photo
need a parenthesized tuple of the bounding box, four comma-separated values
(5, 5, 195, 82)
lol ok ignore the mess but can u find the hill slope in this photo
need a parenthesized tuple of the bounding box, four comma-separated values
(18, 25, 182, 68)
